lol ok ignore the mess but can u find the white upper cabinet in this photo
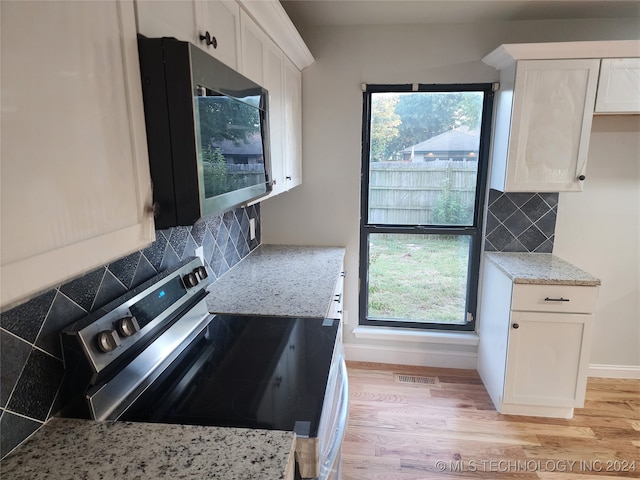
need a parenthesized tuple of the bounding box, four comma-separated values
(135, 0, 240, 69)
(483, 41, 640, 193)
(1, 0, 155, 308)
(595, 58, 640, 114)
(283, 57, 303, 189)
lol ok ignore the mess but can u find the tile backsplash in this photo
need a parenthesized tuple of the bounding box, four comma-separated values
(0, 205, 261, 459)
(484, 189, 558, 253)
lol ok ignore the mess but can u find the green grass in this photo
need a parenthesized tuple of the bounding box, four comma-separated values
(367, 234, 469, 324)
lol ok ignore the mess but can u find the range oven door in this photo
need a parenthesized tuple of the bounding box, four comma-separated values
(316, 344, 349, 480)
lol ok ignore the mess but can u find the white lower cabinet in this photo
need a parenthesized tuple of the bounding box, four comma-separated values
(478, 260, 597, 419)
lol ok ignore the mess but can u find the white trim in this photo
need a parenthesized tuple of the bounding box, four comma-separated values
(352, 326, 479, 346)
(238, 0, 314, 70)
(588, 364, 640, 379)
(344, 343, 477, 370)
(482, 40, 640, 70)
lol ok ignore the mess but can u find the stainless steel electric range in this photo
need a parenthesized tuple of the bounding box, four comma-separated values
(60, 257, 348, 480)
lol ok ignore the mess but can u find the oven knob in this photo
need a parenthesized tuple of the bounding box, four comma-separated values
(183, 272, 199, 288)
(96, 330, 121, 353)
(116, 316, 140, 338)
(194, 266, 208, 280)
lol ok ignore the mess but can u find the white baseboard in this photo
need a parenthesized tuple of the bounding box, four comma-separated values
(588, 364, 640, 379)
(344, 343, 477, 369)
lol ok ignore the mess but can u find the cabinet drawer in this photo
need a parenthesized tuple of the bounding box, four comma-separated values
(512, 284, 598, 314)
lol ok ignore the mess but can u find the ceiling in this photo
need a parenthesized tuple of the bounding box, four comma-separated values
(280, 1, 640, 28)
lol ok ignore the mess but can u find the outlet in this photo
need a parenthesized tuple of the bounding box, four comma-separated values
(249, 218, 256, 240)
(195, 246, 205, 263)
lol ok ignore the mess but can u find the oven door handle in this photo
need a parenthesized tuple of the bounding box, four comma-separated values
(319, 357, 349, 480)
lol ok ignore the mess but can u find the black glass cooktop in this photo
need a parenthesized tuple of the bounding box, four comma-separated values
(121, 315, 339, 437)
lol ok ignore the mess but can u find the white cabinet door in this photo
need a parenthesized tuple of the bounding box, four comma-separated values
(136, 0, 239, 69)
(492, 59, 600, 192)
(504, 311, 593, 407)
(135, 0, 199, 43)
(283, 57, 303, 189)
(595, 58, 640, 114)
(239, 8, 266, 84)
(1, 0, 154, 308)
(197, 0, 240, 69)
(264, 42, 287, 197)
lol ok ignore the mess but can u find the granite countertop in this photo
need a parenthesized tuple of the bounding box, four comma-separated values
(206, 244, 345, 317)
(1, 418, 295, 480)
(485, 252, 601, 286)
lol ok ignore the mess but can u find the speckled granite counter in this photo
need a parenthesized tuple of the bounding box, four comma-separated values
(485, 252, 600, 286)
(206, 244, 345, 317)
(1, 418, 295, 479)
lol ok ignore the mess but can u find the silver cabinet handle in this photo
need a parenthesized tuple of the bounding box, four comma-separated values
(544, 297, 570, 302)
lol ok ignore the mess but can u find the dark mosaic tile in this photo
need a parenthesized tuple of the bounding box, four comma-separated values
(142, 230, 168, 271)
(237, 238, 250, 258)
(7, 349, 64, 422)
(91, 270, 127, 312)
(487, 189, 502, 206)
(534, 239, 554, 253)
(503, 237, 528, 252)
(503, 209, 531, 238)
(234, 207, 245, 226)
(169, 227, 190, 258)
(130, 254, 157, 289)
(228, 217, 241, 247)
(59, 268, 106, 312)
(486, 224, 516, 251)
(240, 211, 250, 238)
(0, 290, 55, 344)
(159, 243, 181, 272)
(190, 220, 208, 246)
(181, 235, 199, 261)
(207, 213, 222, 239)
(108, 251, 141, 289)
(35, 292, 87, 359)
(539, 192, 559, 208)
(488, 194, 517, 222)
(215, 223, 230, 254)
(202, 230, 215, 268)
(224, 240, 241, 269)
(535, 209, 557, 239)
(518, 225, 548, 252)
(1, 330, 31, 408)
(222, 210, 235, 232)
(209, 244, 225, 279)
(521, 195, 550, 223)
(484, 240, 498, 252)
(218, 257, 230, 278)
(0, 410, 42, 459)
(484, 211, 500, 235)
(506, 192, 535, 207)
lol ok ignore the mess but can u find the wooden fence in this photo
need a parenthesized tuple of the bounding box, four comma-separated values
(368, 160, 477, 224)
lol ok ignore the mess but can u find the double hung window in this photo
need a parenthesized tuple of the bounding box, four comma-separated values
(359, 84, 494, 330)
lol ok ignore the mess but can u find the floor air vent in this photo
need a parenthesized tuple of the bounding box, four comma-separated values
(394, 374, 439, 385)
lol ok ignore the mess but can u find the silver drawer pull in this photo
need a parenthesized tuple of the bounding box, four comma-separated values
(544, 297, 570, 302)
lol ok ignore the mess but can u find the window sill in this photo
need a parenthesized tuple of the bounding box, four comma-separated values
(352, 326, 479, 346)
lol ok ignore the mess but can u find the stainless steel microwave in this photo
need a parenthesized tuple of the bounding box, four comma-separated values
(137, 36, 272, 229)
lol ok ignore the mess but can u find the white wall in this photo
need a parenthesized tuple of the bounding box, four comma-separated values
(554, 115, 640, 371)
(261, 18, 640, 370)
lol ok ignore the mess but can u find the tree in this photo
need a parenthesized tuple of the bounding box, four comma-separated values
(370, 94, 400, 162)
(377, 91, 484, 158)
(197, 95, 261, 150)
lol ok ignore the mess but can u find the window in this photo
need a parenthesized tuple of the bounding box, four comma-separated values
(359, 84, 494, 330)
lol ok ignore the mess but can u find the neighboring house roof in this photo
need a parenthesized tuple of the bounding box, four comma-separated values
(211, 133, 263, 156)
(401, 127, 480, 154)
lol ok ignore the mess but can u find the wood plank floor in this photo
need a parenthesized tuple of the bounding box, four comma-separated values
(342, 362, 639, 479)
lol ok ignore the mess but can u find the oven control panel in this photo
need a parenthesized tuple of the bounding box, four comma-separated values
(62, 257, 211, 374)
